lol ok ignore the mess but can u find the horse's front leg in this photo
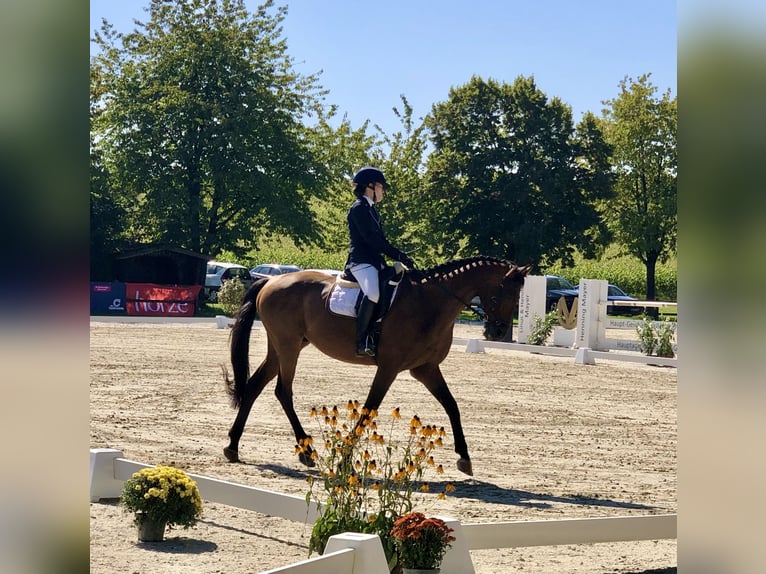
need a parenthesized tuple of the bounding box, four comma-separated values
(409, 363, 473, 476)
(358, 366, 399, 418)
(273, 355, 315, 468)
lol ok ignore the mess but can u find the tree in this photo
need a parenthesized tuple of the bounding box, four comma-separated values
(303, 107, 381, 255)
(601, 74, 676, 300)
(90, 0, 328, 257)
(420, 76, 612, 268)
(376, 95, 429, 264)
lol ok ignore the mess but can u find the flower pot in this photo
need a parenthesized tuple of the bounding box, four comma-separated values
(401, 569, 440, 574)
(137, 517, 167, 542)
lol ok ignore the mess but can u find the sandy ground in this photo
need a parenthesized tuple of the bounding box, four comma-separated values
(89, 320, 676, 573)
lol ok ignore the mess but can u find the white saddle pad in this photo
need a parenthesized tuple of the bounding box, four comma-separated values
(327, 275, 401, 318)
(328, 282, 362, 317)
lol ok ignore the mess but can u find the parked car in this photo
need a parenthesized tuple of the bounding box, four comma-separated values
(606, 284, 643, 316)
(546, 275, 580, 312)
(205, 262, 254, 302)
(304, 268, 343, 277)
(250, 263, 302, 280)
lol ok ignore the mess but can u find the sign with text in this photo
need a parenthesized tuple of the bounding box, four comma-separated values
(516, 275, 547, 344)
(125, 283, 202, 316)
(90, 282, 127, 315)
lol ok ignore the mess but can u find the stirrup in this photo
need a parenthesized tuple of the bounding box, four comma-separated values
(355, 342, 376, 357)
(355, 337, 376, 357)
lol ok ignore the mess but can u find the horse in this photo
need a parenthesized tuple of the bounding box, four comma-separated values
(223, 256, 531, 476)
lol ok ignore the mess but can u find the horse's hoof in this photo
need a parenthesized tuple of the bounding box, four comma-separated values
(299, 451, 316, 468)
(224, 447, 240, 463)
(457, 458, 473, 476)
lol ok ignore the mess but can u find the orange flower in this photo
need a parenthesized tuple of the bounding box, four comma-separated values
(391, 407, 401, 419)
(436, 464, 444, 474)
(445, 483, 455, 492)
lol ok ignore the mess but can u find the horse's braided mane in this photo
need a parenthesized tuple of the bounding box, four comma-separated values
(411, 255, 515, 285)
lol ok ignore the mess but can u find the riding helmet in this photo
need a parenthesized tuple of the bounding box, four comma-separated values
(352, 166, 388, 189)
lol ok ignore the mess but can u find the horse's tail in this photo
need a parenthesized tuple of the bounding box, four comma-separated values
(224, 278, 268, 409)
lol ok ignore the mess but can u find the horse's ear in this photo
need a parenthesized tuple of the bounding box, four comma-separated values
(505, 264, 532, 281)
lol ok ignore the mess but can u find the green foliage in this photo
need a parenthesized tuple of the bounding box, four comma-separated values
(375, 95, 429, 260)
(302, 403, 454, 571)
(217, 276, 245, 317)
(635, 316, 676, 357)
(91, 0, 329, 257)
(527, 312, 558, 345)
(656, 320, 677, 357)
(419, 75, 612, 267)
(544, 246, 677, 301)
(600, 74, 677, 299)
(635, 316, 658, 355)
(243, 235, 346, 270)
(120, 466, 203, 529)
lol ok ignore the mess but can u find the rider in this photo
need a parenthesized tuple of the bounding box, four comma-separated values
(344, 166, 414, 357)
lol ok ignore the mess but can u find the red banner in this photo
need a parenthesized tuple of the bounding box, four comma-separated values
(125, 283, 202, 316)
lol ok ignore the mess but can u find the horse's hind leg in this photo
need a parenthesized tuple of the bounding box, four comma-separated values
(410, 363, 473, 476)
(225, 346, 279, 462)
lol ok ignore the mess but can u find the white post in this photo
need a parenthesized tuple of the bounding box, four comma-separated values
(464, 339, 485, 354)
(90, 448, 125, 502)
(575, 279, 607, 351)
(436, 516, 476, 574)
(323, 532, 389, 574)
(517, 275, 547, 344)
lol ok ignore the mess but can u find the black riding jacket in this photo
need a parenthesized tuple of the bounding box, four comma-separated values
(345, 196, 407, 271)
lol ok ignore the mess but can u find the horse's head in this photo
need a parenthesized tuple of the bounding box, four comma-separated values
(482, 264, 532, 341)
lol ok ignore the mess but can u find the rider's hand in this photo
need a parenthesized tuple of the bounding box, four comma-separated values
(400, 254, 416, 269)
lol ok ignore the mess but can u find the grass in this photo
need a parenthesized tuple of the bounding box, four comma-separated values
(195, 302, 226, 317)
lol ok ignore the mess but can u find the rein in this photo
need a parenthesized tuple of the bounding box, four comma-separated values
(426, 275, 486, 318)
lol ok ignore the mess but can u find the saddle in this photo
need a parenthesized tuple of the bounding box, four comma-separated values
(327, 263, 406, 322)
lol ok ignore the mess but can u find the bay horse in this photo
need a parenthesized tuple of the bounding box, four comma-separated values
(223, 256, 531, 476)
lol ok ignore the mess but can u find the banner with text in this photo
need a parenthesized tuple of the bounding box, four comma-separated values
(125, 283, 202, 316)
(90, 282, 127, 315)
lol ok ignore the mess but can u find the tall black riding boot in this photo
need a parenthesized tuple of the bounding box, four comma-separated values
(355, 296, 378, 357)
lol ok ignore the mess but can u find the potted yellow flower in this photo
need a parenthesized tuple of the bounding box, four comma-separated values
(120, 465, 203, 541)
(303, 403, 455, 572)
(391, 512, 455, 574)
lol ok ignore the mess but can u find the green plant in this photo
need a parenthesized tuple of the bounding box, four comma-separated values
(655, 320, 676, 358)
(301, 402, 455, 572)
(635, 316, 677, 357)
(217, 277, 246, 317)
(527, 311, 558, 345)
(635, 316, 658, 355)
(120, 466, 203, 529)
(391, 512, 455, 570)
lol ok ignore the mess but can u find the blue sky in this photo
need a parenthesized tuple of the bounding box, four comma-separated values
(90, 1, 676, 136)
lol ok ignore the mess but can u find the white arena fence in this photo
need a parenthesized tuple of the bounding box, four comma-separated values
(457, 277, 678, 367)
(91, 448, 676, 574)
